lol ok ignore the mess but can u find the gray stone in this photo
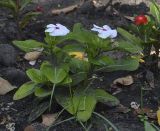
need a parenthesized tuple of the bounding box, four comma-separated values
(0, 44, 17, 66)
(0, 67, 28, 86)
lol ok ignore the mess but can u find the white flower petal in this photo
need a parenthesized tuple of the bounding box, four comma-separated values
(91, 27, 102, 33)
(103, 25, 111, 30)
(109, 29, 117, 38)
(45, 27, 55, 33)
(93, 24, 103, 29)
(49, 29, 67, 36)
(46, 24, 55, 28)
(29, 60, 36, 66)
(98, 31, 111, 39)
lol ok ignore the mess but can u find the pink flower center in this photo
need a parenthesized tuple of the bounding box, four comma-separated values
(102, 28, 107, 31)
(55, 27, 60, 29)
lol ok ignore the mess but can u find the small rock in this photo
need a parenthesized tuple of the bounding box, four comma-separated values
(0, 44, 17, 66)
(0, 67, 28, 86)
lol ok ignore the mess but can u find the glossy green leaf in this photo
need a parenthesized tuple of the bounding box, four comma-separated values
(150, 1, 160, 23)
(35, 87, 51, 98)
(20, 12, 41, 29)
(60, 76, 72, 85)
(13, 40, 44, 52)
(144, 121, 156, 131)
(96, 57, 139, 72)
(69, 58, 90, 73)
(95, 89, 120, 107)
(118, 28, 142, 46)
(117, 40, 143, 53)
(28, 101, 49, 122)
(55, 88, 97, 122)
(13, 81, 38, 100)
(26, 68, 47, 83)
(41, 62, 67, 84)
(20, 0, 32, 11)
(71, 72, 87, 86)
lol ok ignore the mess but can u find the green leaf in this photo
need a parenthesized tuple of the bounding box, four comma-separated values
(96, 57, 139, 72)
(76, 94, 97, 122)
(41, 62, 67, 84)
(35, 87, 51, 98)
(55, 88, 97, 122)
(28, 101, 49, 122)
(95, 89, 120, 107)
(13, 81, 38, 100)
(144, 121, 156, 131)
(20, 0, 32, 11)
(0, 0, 16, 12)
(91, 56, 114, 66)
(150, 1, 160, 23)
(20, 12, 41, 29)
(63, 44, 85, 52)
(71, 72, 87, 86)
(13, 40, 44, 52)
(69, 58, 90, 73)
(26, 68, 47, 83)
(60, 76, 72, 85)
(117, 28, 142, 46)
(117, 40, 143, 53)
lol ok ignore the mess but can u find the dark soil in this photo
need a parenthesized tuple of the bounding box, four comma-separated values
(0, 0, 159, 131)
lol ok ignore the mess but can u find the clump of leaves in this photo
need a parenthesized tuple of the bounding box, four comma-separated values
(126, 0, 160, 72)
(0, 0, 42, 39)
(13, 23, 143, 129)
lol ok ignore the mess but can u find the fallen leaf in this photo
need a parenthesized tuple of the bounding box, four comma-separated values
(42, 114, 57, 126)
(113, 75, 133, 86)
(112, 104, 130, 113)
(24, 123, 46, 131)
(24, 51, 42, 61)
(0, 77, 17, 95)
(134, 108, 156, 119)
(157, 108, 160, 125)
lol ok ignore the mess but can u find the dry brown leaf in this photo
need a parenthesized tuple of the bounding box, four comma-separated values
(52, 5, 78, 15)
(24, 51, 42, 61)
(42, 114, 57, 126)
(113, 75, 133, 86)
(112, 104, 130, 113)
(134, 108, 156, 119)
(0, 77, 17, 95)
(24, 123, 46, 131)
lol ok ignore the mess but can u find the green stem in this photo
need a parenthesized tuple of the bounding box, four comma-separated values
(49, 83, 56, 111)
(46, 117, 75, 131)
(93, 112, 119, 131)
(69, 84, 75, 113)
(79, 121, 87, 131)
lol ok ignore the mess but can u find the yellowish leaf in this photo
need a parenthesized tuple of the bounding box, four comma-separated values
(157, 108, 160, 125)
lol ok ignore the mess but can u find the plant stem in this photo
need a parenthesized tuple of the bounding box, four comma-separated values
(46, 117, 75, 131)
(140, 86, 143, 110)
(69, 84, 75, 113)
(79, 121, 87, 131)
(93, 112, 119, 131)
(49, 83, 56, 111)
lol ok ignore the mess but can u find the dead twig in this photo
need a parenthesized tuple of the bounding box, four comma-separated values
(52, 0, 84, 15)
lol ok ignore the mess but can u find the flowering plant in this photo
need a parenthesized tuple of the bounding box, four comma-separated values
(13, 23, 142, 126)
(0, 0, 42, 39)
(125, 0, 160, 72)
